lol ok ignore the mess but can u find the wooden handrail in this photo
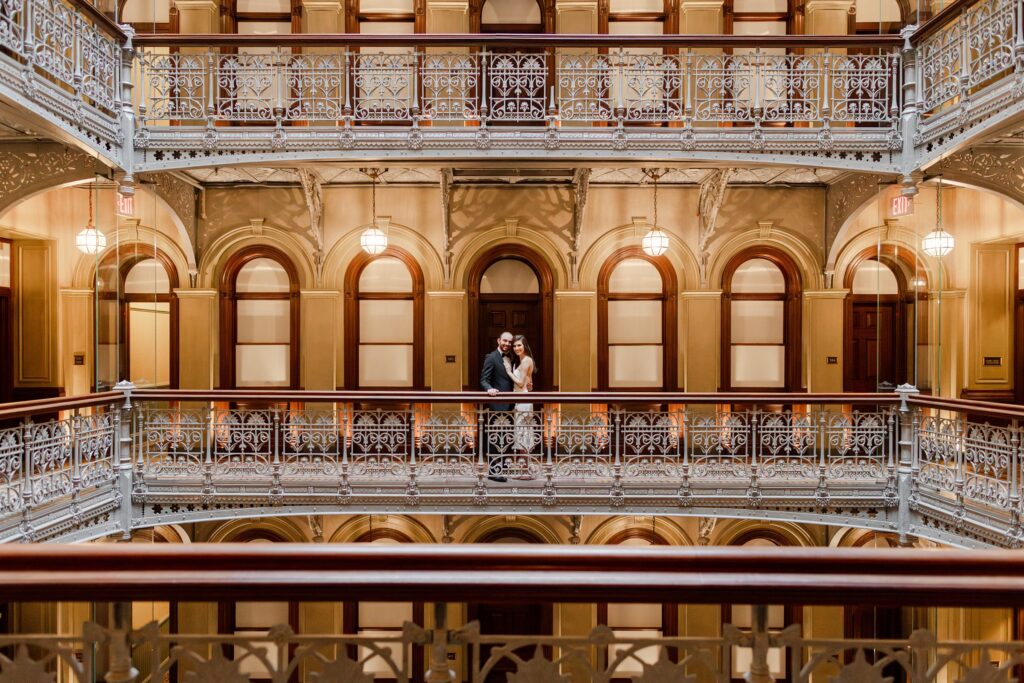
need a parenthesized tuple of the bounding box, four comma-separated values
(0, 391, 123, 421)
(131, 388, 900, 405)
(132, 32, 903, 49)
(908, 394, 1024, 419)
(0, 544, 1020, 605)
(911, 0, 986, 44)
(67, 0, 128, 42)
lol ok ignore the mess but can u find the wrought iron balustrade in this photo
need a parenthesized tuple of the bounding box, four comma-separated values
(0, 0, 125, 160)
(0, 386, 1023, 547)
(2, 544, 1024, 683)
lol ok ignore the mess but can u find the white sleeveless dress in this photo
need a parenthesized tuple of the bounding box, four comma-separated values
(508, 359, 535, 451)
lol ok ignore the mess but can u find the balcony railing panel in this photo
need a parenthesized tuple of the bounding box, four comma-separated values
(5, 388, 1024, 546)
(135, 46, 901, 128)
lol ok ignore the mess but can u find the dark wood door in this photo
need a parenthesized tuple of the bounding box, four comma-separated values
(847, 301, 897, 393)
(469, 602, 552, 683)
(478, 297, 541, 387)
(0, 295, 11, 403)
(845, 606, 906, 683)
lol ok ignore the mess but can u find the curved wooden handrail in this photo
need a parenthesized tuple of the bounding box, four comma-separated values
(0, 544, 1020, 605)
(908, 394, 1024, 420)
(0, 391, 123, 421)
(68, 0, 128, 42)
(131, 388, 900, 405)
(911, 0, 985, 44)
(132, 32, 903, 48)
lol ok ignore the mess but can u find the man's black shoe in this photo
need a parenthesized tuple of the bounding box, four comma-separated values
(487, 475, 507, 483)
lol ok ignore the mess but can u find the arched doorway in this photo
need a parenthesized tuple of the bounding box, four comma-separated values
(468, 527, 553, 683)
(842, 245, 926, 393)
(468, 245, 554, 391)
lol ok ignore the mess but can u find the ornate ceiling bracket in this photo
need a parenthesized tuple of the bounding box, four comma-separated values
(824, 172, 893, 283)
(570, 168, 591, 287)
(441, 168, 454, 287)
(0, 143, 103, 218)
(138, 172, 200, 283)
(298, 168, 326, 285)
(697, 168, 733, 286)
(929, 146, 1024, 209)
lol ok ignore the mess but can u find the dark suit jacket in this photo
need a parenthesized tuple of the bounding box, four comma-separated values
(480, 349, 516, 411)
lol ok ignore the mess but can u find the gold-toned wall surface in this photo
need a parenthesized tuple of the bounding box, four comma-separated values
(3, 180, 1024, 397)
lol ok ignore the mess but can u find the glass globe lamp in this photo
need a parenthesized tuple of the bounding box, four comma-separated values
(360, 226, 387, 255)
(641, 229, 669, 257)
(75, 226, 106, 254)
(922, 229, 954, 258)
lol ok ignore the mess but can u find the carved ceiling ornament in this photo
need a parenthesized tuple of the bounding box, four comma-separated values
(932, 146, 1024, 207)
(297, 167, 326, 283)
(0, 143, 100, 217)
(138, 171, 199, 253)
(824, 172, 893, 264)
(697, 168, 733, 284)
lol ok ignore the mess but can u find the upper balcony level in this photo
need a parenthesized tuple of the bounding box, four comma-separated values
(2, 0, 1024, 176)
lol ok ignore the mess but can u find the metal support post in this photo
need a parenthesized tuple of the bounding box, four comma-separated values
(105, 601, 139, 683)
(745, 605, 772, 683)
(113, 381, 136, 540)
(424, 602, 455, 683)
(895, 383, 920, 545)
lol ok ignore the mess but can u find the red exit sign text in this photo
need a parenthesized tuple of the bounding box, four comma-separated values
(890, 194, 913, 218)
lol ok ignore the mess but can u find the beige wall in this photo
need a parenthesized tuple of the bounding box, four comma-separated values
(3, 181, 1024, 398)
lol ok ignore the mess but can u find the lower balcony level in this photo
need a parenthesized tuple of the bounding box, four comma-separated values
(1, 386, 1020, 548)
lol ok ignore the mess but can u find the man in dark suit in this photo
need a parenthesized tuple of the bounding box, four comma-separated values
(480, 331, 516, 481)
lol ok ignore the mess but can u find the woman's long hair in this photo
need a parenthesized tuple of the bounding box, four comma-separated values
(513, 335, 536, 375)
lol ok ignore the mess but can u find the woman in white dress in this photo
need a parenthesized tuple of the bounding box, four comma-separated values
(504, 335, 536, 457)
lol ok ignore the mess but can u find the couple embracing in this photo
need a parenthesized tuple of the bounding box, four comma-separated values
(479, 331, 537, 480)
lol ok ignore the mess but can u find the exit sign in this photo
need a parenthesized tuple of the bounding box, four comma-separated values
(890, 194, 913, 218)
(116, 194, 134, 217)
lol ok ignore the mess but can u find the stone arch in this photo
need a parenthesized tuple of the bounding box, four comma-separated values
(206, 517, 310, 543)
(708, 226, 823, 291)
(71, 225, 192, 291)
(322, 221, 445, 293)
(586, 517, 693, 546)
(832, 224, 944, 290)
(713, 519, 817, 547)
(829, 528, 903, 548)
(452, 225, 570, 292)
(328, 515, 437, 544)
(458, 516, 564, 544)
(579, 223, 700, 292)
(199, 223, 316, 291)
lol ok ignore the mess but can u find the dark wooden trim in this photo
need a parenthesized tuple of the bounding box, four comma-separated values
(6, 545, 1024, 606)
(343, 246, 425, 390)
(218, 245, 300, 390)
(911, 0, 982, 43)
(959, 389, 1016, 403)
(467, 244, 554, 392)
(597, 247, 678, 391)
(1016, 243, 1023, 405)
(720, 247, 802, 392)
(133, 31, 902, 48)
(732, 12, 789, 21)
(68, 0, 128, 40)
(130, 388, 901, 406)
(607, 12, 667, 21)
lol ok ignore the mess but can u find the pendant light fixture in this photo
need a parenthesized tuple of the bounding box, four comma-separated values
(641, 169, 669, 257)
(360, 169, 387, 255)
(75, 184, 106, 254)
(922, 176, 954, 258)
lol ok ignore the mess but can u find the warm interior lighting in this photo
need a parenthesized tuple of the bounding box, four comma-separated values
(76, 185, 105, 254)
(360, 226, 387, 255)
(641, 229, 669, 256)
(360, 169, 387, 255)
(922, 229, 954, 258)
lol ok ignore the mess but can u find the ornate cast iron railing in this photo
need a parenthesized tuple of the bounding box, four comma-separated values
(3, 385, 1024, 548)
(0, 0, 126, 161)
(3, 545, 1024, 683)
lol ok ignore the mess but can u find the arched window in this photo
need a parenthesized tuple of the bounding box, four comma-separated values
(345, 248, 424, 389)
(96, 247, 179, 390)
(220, 248, 299, 389)
(477, 0, 548, 32)
(722, 249, 801, 391)
(598, 248, 677, 390)
(598, 529, 677, 682)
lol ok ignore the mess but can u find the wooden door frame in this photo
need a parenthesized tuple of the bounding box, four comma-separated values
(467, 244, 555, 391)
(843, 296, 903, 392)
